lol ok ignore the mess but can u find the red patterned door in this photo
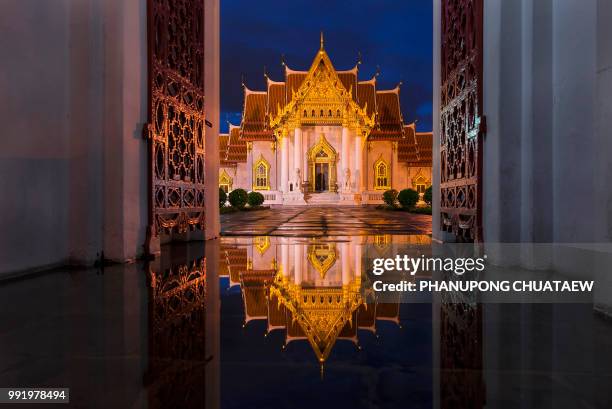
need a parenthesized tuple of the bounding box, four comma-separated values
(145, 0, 206, 253)
(440, 0, 485, 241)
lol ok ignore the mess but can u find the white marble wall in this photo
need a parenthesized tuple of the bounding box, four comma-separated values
(0, 0, 221, 275)
(437, 0, 612, 311)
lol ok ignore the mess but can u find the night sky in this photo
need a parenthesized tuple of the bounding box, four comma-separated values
(220, 0, 432, 133)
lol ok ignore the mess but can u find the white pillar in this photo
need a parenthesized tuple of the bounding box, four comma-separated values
(280, 134, 289, 192)
(341, 242, 350, 285)
(354, 135, 363, 191)
(281, 243, 289, 278)
(294, 127, 302, 188)
(294, 244, 302, 285)
(341, 127, 349, 189)
(203, 0, 220, 240)
(354, 241, 362, 278)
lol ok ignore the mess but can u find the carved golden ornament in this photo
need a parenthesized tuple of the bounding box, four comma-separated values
(269, 271, 364, 363)
(307, 243, 337, 279)
(253, 236, 270, 255)
(269, 45, 375, 133)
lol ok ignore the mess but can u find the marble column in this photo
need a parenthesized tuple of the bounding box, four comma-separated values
(281, 243, 289, 278)
(341, 242, 350, 285)
(294, 244, 302, 285)
(354, 135, 363, 191)
(280, 134, 289, 192)
(341, 127, 350, 190)
(294, 127, 302, 189)
(354, 241, 362, 278)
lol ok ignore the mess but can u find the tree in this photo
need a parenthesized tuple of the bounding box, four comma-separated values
(247, 191, 264, 207)
(228, 188, 248, 209)
(398, 188, 419, 209)
(424, 186, 432, 205)
(383, 189, 399, 207)
(219, 187, 227, 208)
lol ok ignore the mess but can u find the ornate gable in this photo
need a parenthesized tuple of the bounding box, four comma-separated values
(269, 35, 374, 136)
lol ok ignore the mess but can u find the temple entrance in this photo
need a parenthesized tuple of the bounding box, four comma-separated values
(308, 134, 338, 193)
(314, 163, 329, 192)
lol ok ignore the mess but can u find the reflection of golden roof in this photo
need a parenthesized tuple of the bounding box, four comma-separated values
(357, 302, 376, 332)
(217, 239, 403, 364)
(270, 277, 363, 363)
(376, 303, 401, 324)
(240, 269, 276, 324)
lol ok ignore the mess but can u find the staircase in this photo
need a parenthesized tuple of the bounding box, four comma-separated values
(305, 192, 340, 205)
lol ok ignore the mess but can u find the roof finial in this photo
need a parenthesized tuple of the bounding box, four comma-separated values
(263, 65, 268, 79)
(280, 54, 286, 67)
(357, 51, 362, 66)
(320, 31, 324, 50)
(241, 73, 246, 88)
(375, 65, 381, 77)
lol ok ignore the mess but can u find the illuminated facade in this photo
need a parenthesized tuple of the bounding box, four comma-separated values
(220, 36, 432, 205)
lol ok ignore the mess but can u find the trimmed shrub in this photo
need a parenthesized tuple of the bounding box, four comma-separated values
(247, 191, 265, 207)
(424, 186, 432, 204)
(219, 187, 227, 208)
(398, 188, 419, 209)
(228, 188, 248, 209)
(382, 189, 399, 207)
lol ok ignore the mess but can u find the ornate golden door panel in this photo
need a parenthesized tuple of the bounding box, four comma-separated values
(440, 0, 485, 241)
(308, 135, 337, 193)
(145, 0, 206, 253)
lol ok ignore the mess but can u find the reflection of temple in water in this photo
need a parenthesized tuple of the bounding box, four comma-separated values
(219, 236, 427, 364)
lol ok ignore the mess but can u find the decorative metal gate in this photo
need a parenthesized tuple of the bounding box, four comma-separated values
(145, 0, 206, 253)
(440, 0, 485, 241)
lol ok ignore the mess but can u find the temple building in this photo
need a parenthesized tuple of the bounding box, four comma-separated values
(220, 35, 432, 205)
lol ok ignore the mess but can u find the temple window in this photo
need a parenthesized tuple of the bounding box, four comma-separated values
(413, 175, 427, 194)
(253, 157, 270, 190)
(219, 170, 233, 193)
(374, 158, 390, 190)
(311, 109, 315, 117)
(303, 110, 307, 117)
(336, 109, 341, 117)
(328, 109, 332, 116)
(320, 109, 324, 117)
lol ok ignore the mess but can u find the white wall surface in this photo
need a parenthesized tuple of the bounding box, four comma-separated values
(0, 0, 149, 275)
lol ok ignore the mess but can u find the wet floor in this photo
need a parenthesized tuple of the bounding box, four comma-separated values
(1, 208, 611, 408)
(220, 206, 432, 236)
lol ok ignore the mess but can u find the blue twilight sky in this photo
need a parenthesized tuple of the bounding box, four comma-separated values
(220, 0, 432, 134)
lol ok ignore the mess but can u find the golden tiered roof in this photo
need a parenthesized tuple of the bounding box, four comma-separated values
(219, 124, 248, 166)
(398, 124, 433, 167)
(239, 35, 420, 152)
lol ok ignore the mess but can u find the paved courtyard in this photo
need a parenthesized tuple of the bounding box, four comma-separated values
(220, 206, 432, 236)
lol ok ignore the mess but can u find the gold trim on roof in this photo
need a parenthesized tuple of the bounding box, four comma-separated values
(269, 272, 363, 363)
(269, 41, 375, 135)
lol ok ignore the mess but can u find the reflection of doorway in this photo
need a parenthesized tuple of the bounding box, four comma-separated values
(314, 163, 329, 192)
